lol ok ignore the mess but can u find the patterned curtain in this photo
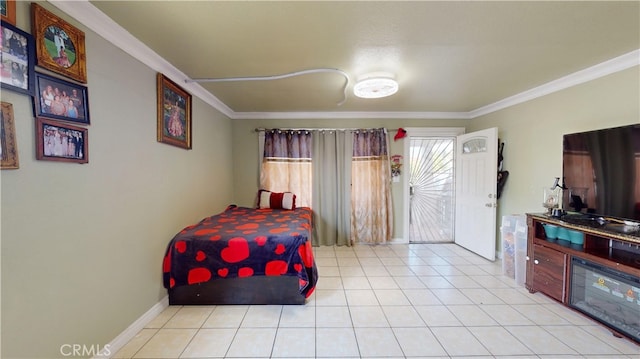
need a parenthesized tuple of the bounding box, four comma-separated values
(260, 130, 313, 207)
(351, 129, 394, 244)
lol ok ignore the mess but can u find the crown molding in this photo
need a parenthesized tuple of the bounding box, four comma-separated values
(48, 0, 235, 119)
(468, 49, 640, 119)
(231, 111, 472, 120)
(50, 0, 639, 121)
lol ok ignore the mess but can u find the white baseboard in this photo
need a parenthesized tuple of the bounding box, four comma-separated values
(93, 295, 169, 358)
(389, 237, 409, 244)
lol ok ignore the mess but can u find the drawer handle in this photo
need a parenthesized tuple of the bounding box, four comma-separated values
(534, 259, 539, 265)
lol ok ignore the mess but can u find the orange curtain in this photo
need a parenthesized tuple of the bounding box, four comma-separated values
(350, 129, 393, 244)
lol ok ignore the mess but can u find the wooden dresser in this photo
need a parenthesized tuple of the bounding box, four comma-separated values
(526, 213, 640, 343)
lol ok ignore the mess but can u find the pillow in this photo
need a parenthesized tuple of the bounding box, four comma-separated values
(258, 190, 296, 210)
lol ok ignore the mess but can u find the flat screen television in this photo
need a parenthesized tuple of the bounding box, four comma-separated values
(562, 123, 640, 221)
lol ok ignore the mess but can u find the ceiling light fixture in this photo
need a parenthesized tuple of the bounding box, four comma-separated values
(353, 77, 398, 99)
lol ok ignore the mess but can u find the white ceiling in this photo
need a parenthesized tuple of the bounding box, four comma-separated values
(56, 1, 639, 120)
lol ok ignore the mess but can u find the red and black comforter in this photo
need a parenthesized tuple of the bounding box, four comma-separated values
(163, 205, 318, 298)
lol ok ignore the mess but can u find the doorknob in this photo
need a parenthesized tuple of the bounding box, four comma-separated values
(485, 203, 497, 208)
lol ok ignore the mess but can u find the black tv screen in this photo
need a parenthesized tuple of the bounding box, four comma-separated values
(562, 124, 640, 220)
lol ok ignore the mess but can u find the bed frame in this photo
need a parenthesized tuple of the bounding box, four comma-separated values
(168, 276, 306, 305)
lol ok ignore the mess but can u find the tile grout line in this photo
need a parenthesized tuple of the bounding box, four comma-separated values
(120, 243, 638, 358)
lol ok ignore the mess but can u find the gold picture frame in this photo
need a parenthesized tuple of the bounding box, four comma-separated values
(157, 73, 192, 149)
(1, 101, 19, 169)
(1, 0, 16, 25)
(31, 3, 87, 83)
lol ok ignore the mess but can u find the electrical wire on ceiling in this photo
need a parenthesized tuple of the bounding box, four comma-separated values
(185, 68, 351, 106)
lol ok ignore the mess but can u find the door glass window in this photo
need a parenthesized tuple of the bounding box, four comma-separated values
(462, 137, 487, 154)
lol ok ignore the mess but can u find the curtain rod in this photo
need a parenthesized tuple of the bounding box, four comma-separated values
(254, 127, 397, 132)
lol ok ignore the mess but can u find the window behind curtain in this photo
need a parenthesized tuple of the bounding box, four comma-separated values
(260, 130, 313, 207)
(259, 128, 393, 245)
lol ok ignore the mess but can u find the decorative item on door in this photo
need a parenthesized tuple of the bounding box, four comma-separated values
(497, 140, 509, 199)
(390, 154, 402, 177)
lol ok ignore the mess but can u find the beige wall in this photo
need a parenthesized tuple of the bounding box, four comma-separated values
(469, 66, 640, 226)
(1, 2, 234, 358)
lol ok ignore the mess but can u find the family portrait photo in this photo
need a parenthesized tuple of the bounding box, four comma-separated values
(34, 72, 89, 124)
(36, 117, 87, 164)
(1, 21, 35, 95)
(44, 25, 76, 69)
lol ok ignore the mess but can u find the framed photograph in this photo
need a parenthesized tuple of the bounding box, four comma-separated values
(157, 73, 191, 149)
(1, 20, 35, 96)
(1, 101, 19, 169)
(34, 72, 89, 124)
(31, 3, 87, 83)
(36, 117, 87, 164)
(1, 0, 16, 25)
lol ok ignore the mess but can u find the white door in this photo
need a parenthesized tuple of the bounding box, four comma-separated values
(454, 127, 498, 261)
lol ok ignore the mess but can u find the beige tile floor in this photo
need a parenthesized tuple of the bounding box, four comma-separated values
(113, 243, 640, 358)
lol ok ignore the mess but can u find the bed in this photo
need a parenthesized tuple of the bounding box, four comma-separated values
(162, 204, 318, 305)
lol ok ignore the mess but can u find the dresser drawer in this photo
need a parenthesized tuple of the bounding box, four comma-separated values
(532, 244, 567, 302)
